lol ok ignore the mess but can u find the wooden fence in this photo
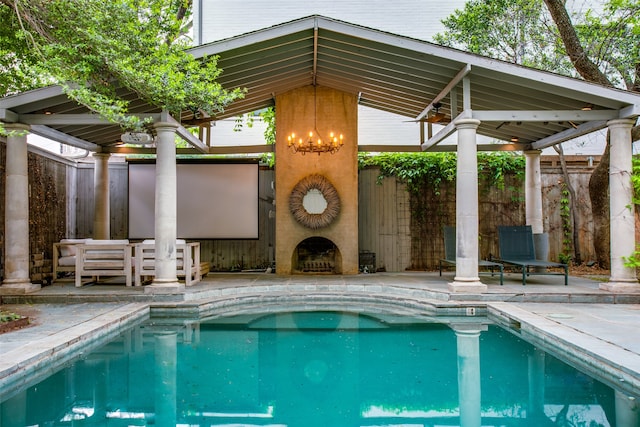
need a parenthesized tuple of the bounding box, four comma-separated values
(0, 142, 604, 279)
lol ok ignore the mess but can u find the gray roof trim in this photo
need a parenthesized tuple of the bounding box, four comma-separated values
(472, 109, 619, 122)
(532, 121, 608, 150)
(0, 86, 65, 109)
(188, 18, 316, 58)
(30, 125, 98, 151)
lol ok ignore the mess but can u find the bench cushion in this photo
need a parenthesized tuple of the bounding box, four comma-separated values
(59, 239, 87, 257)
(58, 256, 76, 267)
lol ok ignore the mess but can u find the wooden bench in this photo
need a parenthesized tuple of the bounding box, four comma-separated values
(75, 240, 134, 287)
(52, 238, 88, 282)
(134, 240, 201, 287)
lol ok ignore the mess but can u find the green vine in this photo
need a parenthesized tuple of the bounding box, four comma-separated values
(623, 156, 640, 268)
(559, 183, 572, 265)
(259, 107, 276, 167)
(359, 152, 525, 232)
(260, 107, 276, 145)
(358, 152, 525, 197)
(631, 155, 640, 204)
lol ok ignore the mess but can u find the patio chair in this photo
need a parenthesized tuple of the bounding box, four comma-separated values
(439, 226, 504, 285)
(497, 225, 568, 286)
(134, 239, 201, 287)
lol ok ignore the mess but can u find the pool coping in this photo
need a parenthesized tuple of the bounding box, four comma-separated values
(2, 284, 639, 402)
(488, 302, 640, 398)
(0, 303, 149, 399)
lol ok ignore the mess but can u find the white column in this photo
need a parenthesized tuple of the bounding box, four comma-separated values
(527, 348, 546, 421)
(1, 124, 39, 293)
(92, 152, 111, 239)
(146, 121, 183, 293)
(452, 324, 486, 427)
(449, 118, 487, 293)
(154, 331, 178, 427)
(601, 119, 639, 292)
(615, 390, 639, 426)
(525, 150, 550, 267)
(524, 150, 543, 234)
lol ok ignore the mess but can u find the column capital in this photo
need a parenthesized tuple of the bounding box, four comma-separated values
(92, 152, 111, 159)
(607, 118, 636, 129)
(153, 121, 180, 132)
(450, 323, 488, 335)
(454, 118, 481, 129)
(524, 149, 542, 156)
(3, 123, 30, 134)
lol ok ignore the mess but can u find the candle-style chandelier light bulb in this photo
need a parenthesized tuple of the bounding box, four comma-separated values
(287, 86, 344, 155)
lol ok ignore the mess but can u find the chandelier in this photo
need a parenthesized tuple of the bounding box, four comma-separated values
(287, 130, 344, 155)
(287, 86, 344, 155)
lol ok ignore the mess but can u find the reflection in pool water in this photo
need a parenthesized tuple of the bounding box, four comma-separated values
(0, 311, 634, 426)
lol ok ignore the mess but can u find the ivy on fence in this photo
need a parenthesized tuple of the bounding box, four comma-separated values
(358, 151, 525, 196)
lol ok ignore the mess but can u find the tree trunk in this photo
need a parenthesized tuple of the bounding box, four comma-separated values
(589, 139, 610, 268)
(554, 144, 582, 265)
(543, 0, 613, 86)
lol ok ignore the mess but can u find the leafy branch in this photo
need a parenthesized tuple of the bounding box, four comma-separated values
(1, 0, 245, 130)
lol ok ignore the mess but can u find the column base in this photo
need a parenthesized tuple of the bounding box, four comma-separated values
(599, 280, 640, 293)
(144, 280, 185, 294)
(1, 282, 41, 294)
(448, 279, 488, 293)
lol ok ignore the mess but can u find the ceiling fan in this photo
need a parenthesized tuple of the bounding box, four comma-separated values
(424, 102, 449, 123)
(405, 102, 450, 124)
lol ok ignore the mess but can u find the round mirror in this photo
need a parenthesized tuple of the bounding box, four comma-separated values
(302, 188, 328, 214)
(289, 174, 341, 229)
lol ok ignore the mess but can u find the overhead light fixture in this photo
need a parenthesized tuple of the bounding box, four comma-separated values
(510, 136, 519, 143)
(425, 102, 449, 123)
(581, 104, 593, 111)
(287, 86, 344, 155)
(121, 131, 154, 145)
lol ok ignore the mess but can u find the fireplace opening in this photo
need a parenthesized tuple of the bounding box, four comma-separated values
(293, 237, 341, 274)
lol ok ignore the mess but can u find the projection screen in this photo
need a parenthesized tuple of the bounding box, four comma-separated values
(128, 162, 259, 239)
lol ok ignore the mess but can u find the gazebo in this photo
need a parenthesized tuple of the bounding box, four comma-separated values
(1, 15, 639, 293)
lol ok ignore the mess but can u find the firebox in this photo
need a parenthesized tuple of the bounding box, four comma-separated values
(293, 237, 341, 273)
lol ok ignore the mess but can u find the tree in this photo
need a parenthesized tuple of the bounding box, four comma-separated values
(435, 0, 640, 267)
(544, 0, 640, 268)
(0, 0, 244, 131)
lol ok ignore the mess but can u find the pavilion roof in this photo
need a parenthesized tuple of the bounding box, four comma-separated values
(1, 15, 639, 154)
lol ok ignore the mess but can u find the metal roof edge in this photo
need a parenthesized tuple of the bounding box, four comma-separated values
(0, 85, 65, 108)
(190, 14, 640, 108)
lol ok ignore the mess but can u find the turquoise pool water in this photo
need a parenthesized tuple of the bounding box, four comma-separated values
(0, 310, 628, 426)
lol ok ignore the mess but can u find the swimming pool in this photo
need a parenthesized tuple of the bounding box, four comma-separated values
(0, 310, 634, 426)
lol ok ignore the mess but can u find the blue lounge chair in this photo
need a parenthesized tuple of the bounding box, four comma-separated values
(497, 225, 568, 286)
(439, 226, 504, 285)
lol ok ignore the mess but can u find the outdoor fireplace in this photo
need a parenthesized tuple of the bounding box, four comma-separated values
(275, 86, 359, 275)
(293, 237, 341, 273)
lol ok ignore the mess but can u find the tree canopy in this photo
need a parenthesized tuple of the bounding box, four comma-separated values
(434, 0, 639, 91)
(0, 0, 244, 130)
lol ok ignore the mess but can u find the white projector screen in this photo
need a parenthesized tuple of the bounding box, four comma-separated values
(128, 162, 259, 239)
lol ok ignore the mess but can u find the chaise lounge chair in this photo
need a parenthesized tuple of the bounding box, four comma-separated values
(439, 226, 504, 285)
(496, 225, 568, 286)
